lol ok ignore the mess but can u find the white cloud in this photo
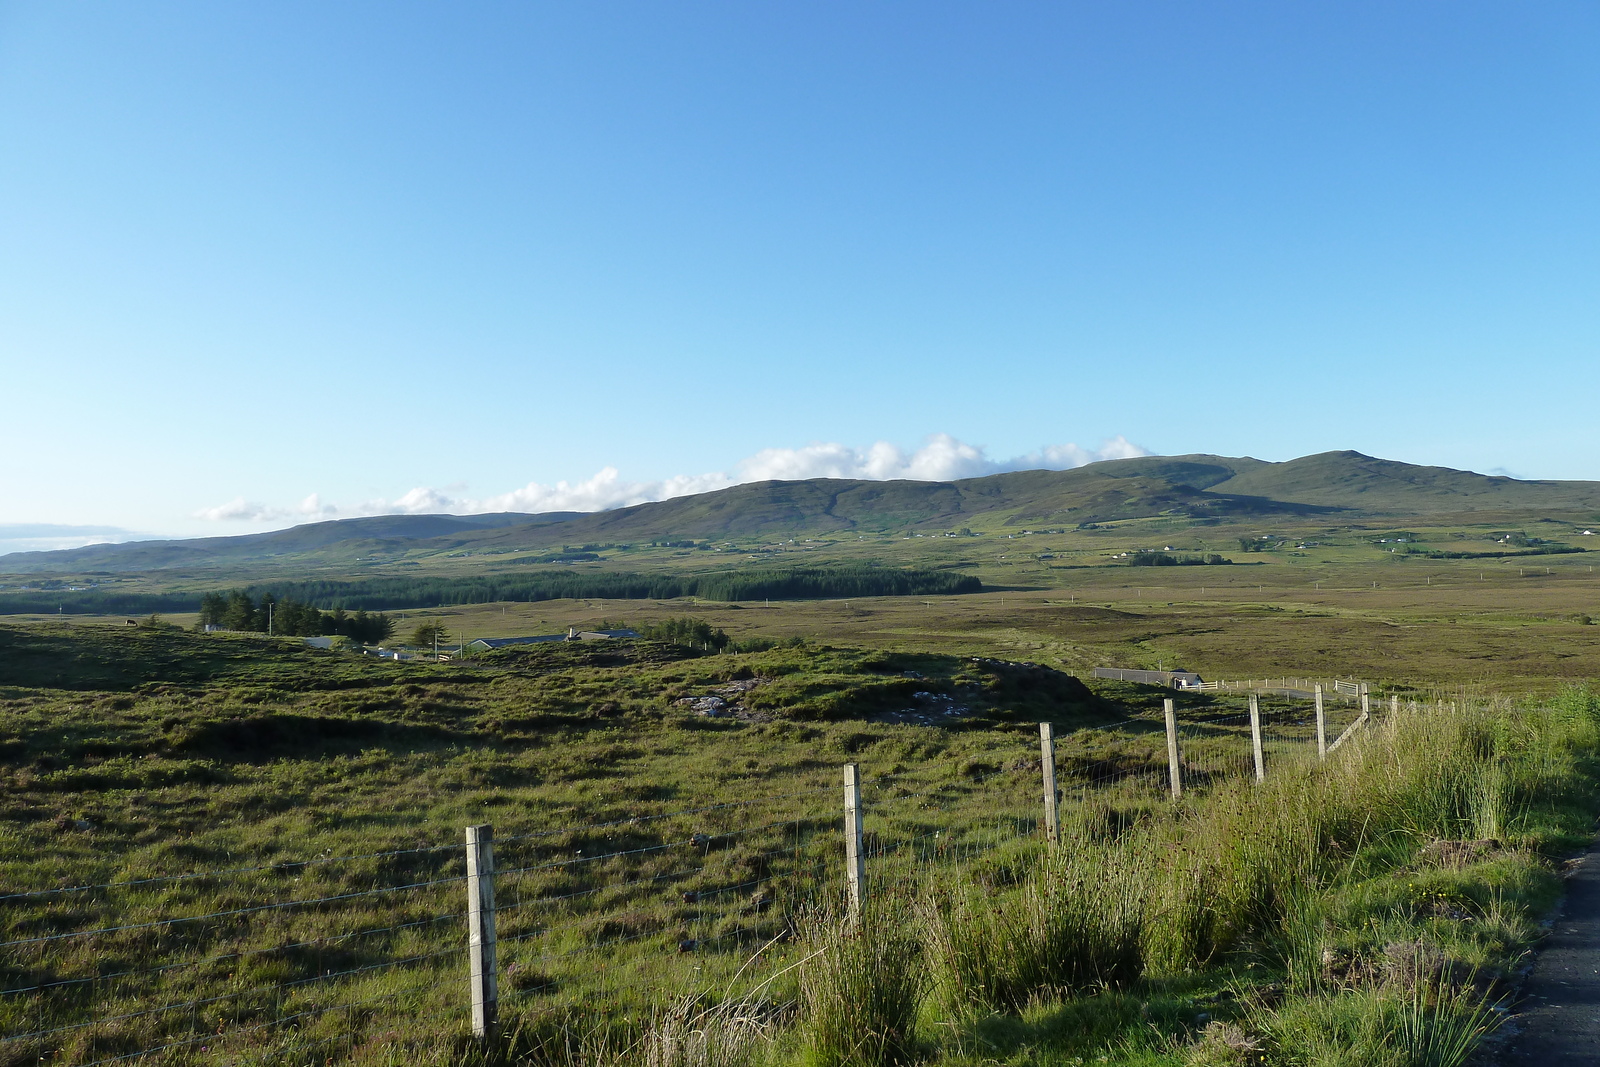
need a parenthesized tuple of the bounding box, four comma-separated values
(735, 433, 1148, 483)
(298, 493, 338, 519)
(193, 497, 279, 523)
(192, 493, 341, 523)
(1012, 435, 1148, 469)
(386, 487, 462, 514)
(193, 433, 1150, 523)
(737, 435, 994, 482)
(479, 467, 738, 515)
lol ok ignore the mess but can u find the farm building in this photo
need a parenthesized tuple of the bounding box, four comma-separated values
(1092, 666, 1205, 689)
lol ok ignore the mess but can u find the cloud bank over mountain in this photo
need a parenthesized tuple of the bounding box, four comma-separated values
(195, 434, 1149, 525)
(0, 524, 150, 556)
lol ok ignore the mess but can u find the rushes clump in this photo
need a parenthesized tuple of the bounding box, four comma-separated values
(1468, 757, 1511, 841)
(919, 835, 1146, 1013)
(1258, 979, 1502, 1067)
(798, 904, 926, 1067)
(1025, 839, 1147, 991)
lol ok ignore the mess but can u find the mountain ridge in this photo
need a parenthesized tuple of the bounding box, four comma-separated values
(5, 451, 1599, 575)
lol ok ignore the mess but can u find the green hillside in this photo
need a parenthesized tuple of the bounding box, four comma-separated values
(309, 451, 1600, 553)
(0, 511, 567, 573)
(1210, 450, 1600, 512)
(5, 450, 1600, 577)
(414, 455, 1326, 554)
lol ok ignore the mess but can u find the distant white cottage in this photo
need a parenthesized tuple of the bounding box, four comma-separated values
(468, 628, 640, 652)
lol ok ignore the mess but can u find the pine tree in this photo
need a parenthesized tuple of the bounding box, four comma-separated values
(409, 621, 449, 648)
(222, 591, 257, 632)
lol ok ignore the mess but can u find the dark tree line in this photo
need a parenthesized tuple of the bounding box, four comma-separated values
(249, 565, 981, 611)
(1413, 545, 1585, 560)
(0, 591, 198, 616)
(1128, 552, 1233, 567)
(0, 565, 982, 618)
(196, 591, 395, 643)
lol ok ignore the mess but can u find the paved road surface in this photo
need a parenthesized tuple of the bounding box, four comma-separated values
(1504, 845, 1600, 1064)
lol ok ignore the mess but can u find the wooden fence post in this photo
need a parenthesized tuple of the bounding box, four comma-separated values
(465, 824, 498, 1040)
(1163, 698, 1183, 800)
(1314, 684, 1327, 761)
(1039, 723, 1059, 844)
(1390, 693, 1399, 716)
(1249, 693, 1265, 783)
(843, 763, 864, 920)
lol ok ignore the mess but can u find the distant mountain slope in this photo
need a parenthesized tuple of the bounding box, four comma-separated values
(5, 452, 1599, 574)
(453, 455, 1314, 552)
(1211, 451, 1600, 512)
(0, 512, 571, 573)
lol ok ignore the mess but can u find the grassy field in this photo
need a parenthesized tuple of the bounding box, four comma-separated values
(8, 507, 1597, 697)
(286, 545, 1600, 697)
(0, 625, 1149, 1062)
(13, 551, 1600, 701)
(0, 615, 1595, 1066)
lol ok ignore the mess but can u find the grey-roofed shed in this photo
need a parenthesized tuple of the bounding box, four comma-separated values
(1092, 667, 1204, 689)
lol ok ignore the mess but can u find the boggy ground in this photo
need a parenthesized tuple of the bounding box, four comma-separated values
(0, 625, 1189, 1065)
(1, 623, 1596, 1066)
(12, 512, 1600, 697)
(310, 558, 1600, 697)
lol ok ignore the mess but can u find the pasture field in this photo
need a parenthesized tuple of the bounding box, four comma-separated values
(325, 547, 1600, 697)
(8, 510, 1597, 699)
(0, 618, 1597, 1067)
(15, 560, 1600, 700)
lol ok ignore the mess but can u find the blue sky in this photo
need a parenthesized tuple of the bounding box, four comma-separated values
(3, 2, 1598, 544)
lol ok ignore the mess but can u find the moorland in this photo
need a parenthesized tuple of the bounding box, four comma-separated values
(2, 449, 1599, 1067)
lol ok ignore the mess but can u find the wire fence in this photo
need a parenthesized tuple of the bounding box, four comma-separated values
(1, 684, 1443, 1065)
